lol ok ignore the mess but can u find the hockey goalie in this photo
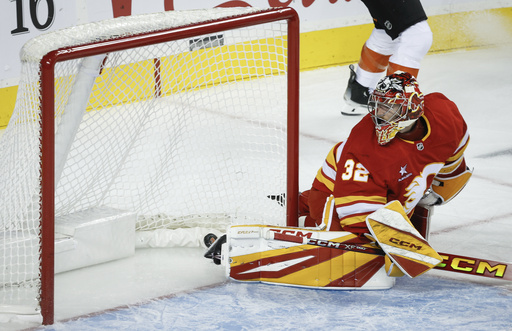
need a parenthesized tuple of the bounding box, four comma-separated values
(205, 72, 472, 290)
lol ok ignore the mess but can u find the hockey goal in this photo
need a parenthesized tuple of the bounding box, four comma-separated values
(0, 7, 299, 325)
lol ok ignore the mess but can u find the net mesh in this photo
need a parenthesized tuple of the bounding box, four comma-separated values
(0, 8, 292, 314)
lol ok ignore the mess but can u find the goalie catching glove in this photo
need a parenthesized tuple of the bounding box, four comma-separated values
(419, 157, 473, 206)
(366, 200, 443, 278)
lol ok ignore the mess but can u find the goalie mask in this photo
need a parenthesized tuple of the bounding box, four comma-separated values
(368, 72, 424, 145)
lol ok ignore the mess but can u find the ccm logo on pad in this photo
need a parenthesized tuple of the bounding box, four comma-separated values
(389, 237, 422, 250)
(269, 229, 313, 238)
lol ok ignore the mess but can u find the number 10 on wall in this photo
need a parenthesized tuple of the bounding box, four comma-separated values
(10, 0, 55, 35)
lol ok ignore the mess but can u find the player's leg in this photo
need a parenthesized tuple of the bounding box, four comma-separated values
(387, 20, 432, 77)
(224, 224, 394, 289)
(342, 28, 395, 115)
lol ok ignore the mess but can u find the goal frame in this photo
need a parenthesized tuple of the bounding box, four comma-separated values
(37, 8, 299, 325)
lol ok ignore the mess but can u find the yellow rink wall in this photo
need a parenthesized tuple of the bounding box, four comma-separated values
(1, 7, 511, 129)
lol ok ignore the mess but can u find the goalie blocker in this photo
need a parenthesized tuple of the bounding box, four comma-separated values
(204, 200, 442, 289)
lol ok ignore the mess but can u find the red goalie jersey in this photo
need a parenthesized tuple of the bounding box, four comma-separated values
(304, 92, 470, 234)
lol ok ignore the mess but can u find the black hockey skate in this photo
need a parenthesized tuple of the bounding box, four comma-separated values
(204, 233, 226, 265)
(342, 64, 370, 116)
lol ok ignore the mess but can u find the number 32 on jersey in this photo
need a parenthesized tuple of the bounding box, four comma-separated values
(341, 159, 369, 182)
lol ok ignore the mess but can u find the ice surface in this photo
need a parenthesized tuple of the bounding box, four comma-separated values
(36, 278, 512, 330)
(2, 45, 512, 331)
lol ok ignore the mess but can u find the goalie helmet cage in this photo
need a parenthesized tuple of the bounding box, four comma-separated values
(0, 7, 299, 325)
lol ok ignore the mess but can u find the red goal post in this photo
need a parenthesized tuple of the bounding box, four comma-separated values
(0, 7, 299, 325)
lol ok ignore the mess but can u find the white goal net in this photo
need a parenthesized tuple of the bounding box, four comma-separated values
(0, 7, 299, 323)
